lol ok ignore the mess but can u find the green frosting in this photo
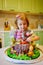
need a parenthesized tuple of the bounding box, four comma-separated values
(6, 48, 40, 60)
(31, 49, 40, 59)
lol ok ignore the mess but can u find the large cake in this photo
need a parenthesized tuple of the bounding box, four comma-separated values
(6, 39, 40, 60)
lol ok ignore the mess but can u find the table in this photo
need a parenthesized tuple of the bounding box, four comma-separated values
(0, 45, 43, 65)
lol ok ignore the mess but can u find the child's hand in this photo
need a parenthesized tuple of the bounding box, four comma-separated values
(26, 37, 32, 42)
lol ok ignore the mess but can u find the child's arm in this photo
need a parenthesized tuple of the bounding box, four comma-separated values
(26, 33, 40, 42)
(26, 30, 33, 37)
(31, 34, 40, 41)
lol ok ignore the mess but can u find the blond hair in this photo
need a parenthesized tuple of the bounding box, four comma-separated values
(15, 12, 29, 29)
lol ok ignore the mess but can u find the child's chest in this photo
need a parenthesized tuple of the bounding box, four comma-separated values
(16, 30, 31, 38)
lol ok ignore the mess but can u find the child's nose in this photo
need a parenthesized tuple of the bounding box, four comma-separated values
(22, 25, 24, 28)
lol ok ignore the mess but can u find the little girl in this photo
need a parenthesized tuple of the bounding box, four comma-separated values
(13, 13, 39, 42)
(10, 13, 39, 55)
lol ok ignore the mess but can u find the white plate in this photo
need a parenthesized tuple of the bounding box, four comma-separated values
(4, 47, 43, 64)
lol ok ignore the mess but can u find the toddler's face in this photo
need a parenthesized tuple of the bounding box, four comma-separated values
(17, 19, 28, 31)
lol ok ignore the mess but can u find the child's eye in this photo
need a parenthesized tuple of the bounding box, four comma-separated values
(23, 23, 26, 25)
(19, 24, 22, 25)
